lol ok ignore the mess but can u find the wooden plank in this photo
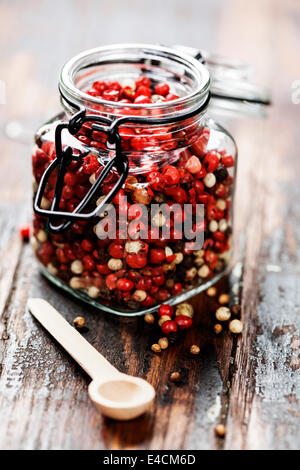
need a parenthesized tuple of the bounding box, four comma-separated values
(214, 0, 300, 450)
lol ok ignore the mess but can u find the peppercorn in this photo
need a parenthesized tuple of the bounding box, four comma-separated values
(206, 287, 217, 297)
(170, 371, 181, 382)
(19, 223, 31, 241)
(190, 345, 200, 355)
(175, 303, 194, 318)
(216, 307, 231, 322)
(203, 172, 216, 188)
(37, 229, 47, 243)
(154, 82, 170, 96)
(151, 343, 161, 353)
(158, 337, 169, 350)
(158, 304, 174, 317)
(218, 293, 230, 304)
(73, 316, 86, 328)
(161, 320, 178, 334)
(215, 424, 226, 437)
(144, 313, 155, 324)
(87, 286, 100, 298)
(214, 323, 223, 334)
(215, 165, 228, 182)
(231, 304, 241, 316)
(108, 258, 123, 271)
(229, 319, 243, 334)
(158, 315, 172, 327)
(133, 290, 147, 302)
(116, 278, 134, 292)
(185, 155, 202, 174)
(71, 260, 83, 275)
(175, 315, 193, 330)
(69, 277, 83, 289)
(198, 264, 210, 278)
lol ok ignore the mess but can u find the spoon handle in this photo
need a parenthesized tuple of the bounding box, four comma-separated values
(27, 298, 119, 380)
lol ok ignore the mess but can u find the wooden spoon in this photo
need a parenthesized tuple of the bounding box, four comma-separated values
(27, 298, 155, 421)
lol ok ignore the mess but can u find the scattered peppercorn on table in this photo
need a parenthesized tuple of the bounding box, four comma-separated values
(1, 0, 300, 451)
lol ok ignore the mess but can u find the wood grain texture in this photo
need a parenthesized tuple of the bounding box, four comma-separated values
(0, 0, 299, 450)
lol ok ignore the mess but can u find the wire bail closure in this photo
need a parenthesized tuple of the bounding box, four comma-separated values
(33, 107, 129, 233)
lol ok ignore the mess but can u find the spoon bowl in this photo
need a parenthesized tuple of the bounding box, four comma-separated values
(27, 298, 156, 421)
(89, 374, 155, 420)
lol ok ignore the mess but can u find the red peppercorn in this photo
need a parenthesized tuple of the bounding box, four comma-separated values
(97, 264, 111, 275)
(161, 320, 178, 334)
(153, 274, 165, 286)
(165, 186, 187, 204)
(203, 151, 220, 172)
(116, 278, 134, 292)
(106, 273, 117, 290)
(156, 289, 169, 302)
(19, 223, 30, 241)
(126, 253, 148, 269)
(150, 248, 165, 264)
(135, 76, 151, 88)
(93, 80, 107, 94)
(56, 248, 69, 264)
(108, 241, 124, 259)
(222, 155, 234, 167)
(213, 231, 226, 241)
(81, 239, 94, 252)
(64, 172, 77, 186)
(172, 283, 183, 296)
(122, 87, 135, 101)
(134, 95, 152, 104)
(204, 250, 218, 268)
(162, 165, 180, 185)
(140, 293, 155, 307)
(154, 82, 170, 97)
(146, 171, 165, 191)
(113, 189, 125, 204)
(158, 304, 174, 317)
(62, 185, 74, 200)
(107, 80, 122, 91)
(82, 155, 100, 175)
(175, 315, 193, 330)
(215, 183, 227, 198)
(82, 254, 95, 271)
(136, 278, 152, 291)
(191, 129, 210, 156)
(164, 93, 179, 101)
(102, 89, 120, 101)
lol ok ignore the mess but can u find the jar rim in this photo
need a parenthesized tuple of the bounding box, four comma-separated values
(59, 43, 210, 118)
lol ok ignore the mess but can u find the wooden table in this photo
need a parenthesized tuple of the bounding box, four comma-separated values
(0, 0, 300, 450)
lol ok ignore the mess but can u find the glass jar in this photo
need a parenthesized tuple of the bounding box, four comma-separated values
(31, 44, 237, 316)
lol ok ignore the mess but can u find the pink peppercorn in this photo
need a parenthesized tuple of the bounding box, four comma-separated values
(19, 223, 31, 241)
(116, 278, 134, 292)
(185, 155, 202, 174)
(162, 165, 180, 185)
(158, 304, 174, 317)
(161, 320, 178, 334)
(175, 315, 193, 330)
(154, 82, 170, 97)
(150, 248, 166, 264)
